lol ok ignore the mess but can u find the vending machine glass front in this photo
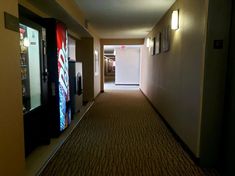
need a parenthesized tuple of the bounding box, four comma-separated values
(19, 24, 41, 113)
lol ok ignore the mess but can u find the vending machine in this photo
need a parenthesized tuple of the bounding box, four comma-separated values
(44, 19, 71, 136)
(19, 20, 49, 156)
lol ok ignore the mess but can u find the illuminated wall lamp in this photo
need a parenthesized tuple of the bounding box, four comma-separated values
(171, 10, 179, 30)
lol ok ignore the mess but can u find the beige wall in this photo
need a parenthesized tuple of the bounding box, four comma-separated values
(0, 1, 25, 175)
(140, 0, 208, 157)
(77, 38, 95, 101)
(100, 39, 144, 45)
(77, 37, 101, 101)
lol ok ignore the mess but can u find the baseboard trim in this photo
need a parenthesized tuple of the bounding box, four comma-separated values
(139, 88, 200, 165)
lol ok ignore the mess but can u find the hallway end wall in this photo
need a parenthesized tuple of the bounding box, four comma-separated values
(100, 39, 144, 91)
(115, 48, 140, 85)
(140, 0, 208, 157)
(0, 1, 25, 175)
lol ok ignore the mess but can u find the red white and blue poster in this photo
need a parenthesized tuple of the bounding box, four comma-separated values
(56, 22, 71, 131)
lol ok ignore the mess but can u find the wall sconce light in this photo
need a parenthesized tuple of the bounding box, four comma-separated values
(171, 10, 179, 30)
(146, 38, 150, 47)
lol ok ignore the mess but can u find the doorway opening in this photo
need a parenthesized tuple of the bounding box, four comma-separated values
(104, 45, 141, 90)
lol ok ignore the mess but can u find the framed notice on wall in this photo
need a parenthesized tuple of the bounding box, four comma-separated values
(162, 26, 170, 52)
(154, 33, 161, 55)
(149, 38, 154, 56)
(94, 50, 99, 75)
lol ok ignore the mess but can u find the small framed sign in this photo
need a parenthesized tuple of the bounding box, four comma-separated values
(162, 26, 170, 52)
(4, 12, 19, 32)
(154, 33, 161, 55)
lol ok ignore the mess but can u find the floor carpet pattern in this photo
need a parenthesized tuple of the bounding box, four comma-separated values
(40, 90, 219, 176)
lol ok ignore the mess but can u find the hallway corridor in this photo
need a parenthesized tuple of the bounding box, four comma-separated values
(40, 90, 218, 176)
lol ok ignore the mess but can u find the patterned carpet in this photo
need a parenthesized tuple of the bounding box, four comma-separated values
(40, 90, 219, 176)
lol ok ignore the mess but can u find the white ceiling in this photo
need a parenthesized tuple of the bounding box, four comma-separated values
(74, 0, 175, 39)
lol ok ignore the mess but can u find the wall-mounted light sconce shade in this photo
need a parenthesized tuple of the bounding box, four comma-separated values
(146, 38, 150, 47)
(171, 10, 179, 30)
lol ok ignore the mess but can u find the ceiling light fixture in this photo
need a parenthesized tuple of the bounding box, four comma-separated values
(171, 10, 179, 30)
